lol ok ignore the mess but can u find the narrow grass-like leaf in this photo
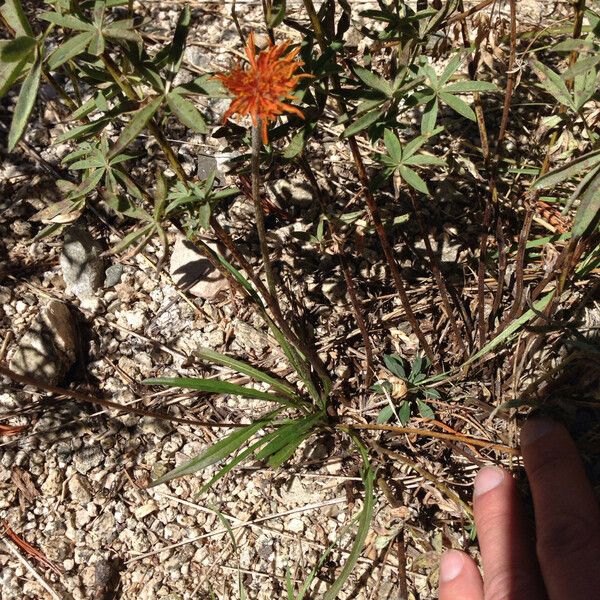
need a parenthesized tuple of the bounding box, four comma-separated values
(197, 431, 278, 496)
(8, 51, 41, 151)
(144, 377, 294, 404)
(110, 224, 153, 254)
(323, 437, 375, 600)
(463, 291, 554, 366)
(151, 418, 275, 486)
(532, 149, 600, 189)
(109, 95, 162, 158)
(194, 347, 300, 399)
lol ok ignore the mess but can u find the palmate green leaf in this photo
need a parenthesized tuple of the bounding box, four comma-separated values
(0, 0, 33, 36)
(404, 154, 445, 166)
(323, 437, 375, 600)
(8, 52, 41, 151)
(0, 41, 31, 100)
(151, 417, 277, 486)
(342, 109, 382, 138)
(572, 167, 600, 238)
(531, 149, 600, 189)
(531, 60, 575, 110)
(403, 126, 442, 159)
(66, 167, 105, 200)
(421, 97, 438, 134)
(353, 66, 393, 97)
(57, 118, 109, 143)
(87, 31, 105, 56)
(0, 36, 36, 62)
(110, 223, 153, 254)
(166, 92, 207, 133)
(38, 11, 94, 31)
(109, 95, 162, 158)
(47, 32, 93, 70)
(438, 50, 464, 84)
(194, 347, 300, 399)
(383, 129, 402, 162)
(144, 376, 295, 404)
(439, 91, 476, 121)
(444, 80, 498, 93)
(399, 165, 430, 194)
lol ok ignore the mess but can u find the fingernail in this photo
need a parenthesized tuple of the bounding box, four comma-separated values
(474, 467, 505, 497)
(521, 416, 557, 447)
(440, 550, 464, 582)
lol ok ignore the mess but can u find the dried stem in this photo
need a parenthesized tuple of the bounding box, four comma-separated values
(351, 423, 519, 456)
(251, 122, 278, 301)
(299, 156, 375, 388)
(302, 0, 438, 370)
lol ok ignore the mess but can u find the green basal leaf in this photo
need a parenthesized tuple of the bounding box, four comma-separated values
(144, 377, 295, 405)
(151, 417, 277, 486)
(323, 437, 375, 600)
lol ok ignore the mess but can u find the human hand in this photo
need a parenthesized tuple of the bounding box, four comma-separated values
(439, 417, 600, 599)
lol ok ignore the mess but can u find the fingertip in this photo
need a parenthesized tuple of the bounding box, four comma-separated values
(439, 550, 483, 600)
(473, 466, 506, 498)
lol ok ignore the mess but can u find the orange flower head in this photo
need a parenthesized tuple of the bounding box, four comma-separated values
(216, 32, 310, 144)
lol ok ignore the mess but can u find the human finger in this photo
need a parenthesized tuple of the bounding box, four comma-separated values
(439, 549, 483, 600)
(473, 467, 546, 599)
(521, 416, 600, 599)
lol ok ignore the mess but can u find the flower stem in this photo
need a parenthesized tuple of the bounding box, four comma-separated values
(251, 122, 278, 302)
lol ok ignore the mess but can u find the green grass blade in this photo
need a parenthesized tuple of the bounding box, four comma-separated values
(323, 437, 375, 600)
(144, 376, 296, 405)
(194, 347, 300, 400)
(463, 291, 554, 367)
(151, 416, 277, 486)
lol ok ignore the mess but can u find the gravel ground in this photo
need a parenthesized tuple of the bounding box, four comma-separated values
(1, 1, 591, 599)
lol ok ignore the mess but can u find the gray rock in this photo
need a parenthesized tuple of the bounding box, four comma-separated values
(104, 264, 123, 288)
(169, 235, 228, 299)
(68, 474, 93, 504)
(9, 300, 77, 385)
(60, 224, 104, 302)
(270, 177, 314, 208)
(74, 445, 104, 474)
